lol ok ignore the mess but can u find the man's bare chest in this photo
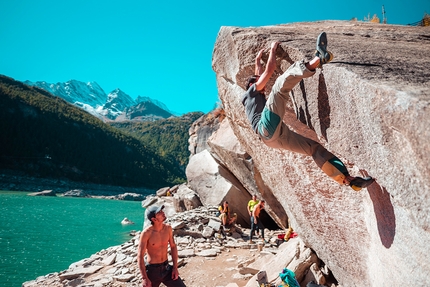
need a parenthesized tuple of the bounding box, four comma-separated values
(148, 229, 169, 248)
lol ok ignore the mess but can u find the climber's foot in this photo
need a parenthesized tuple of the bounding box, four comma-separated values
(350, 176, 375, 191)
(315, 32, 333, 67)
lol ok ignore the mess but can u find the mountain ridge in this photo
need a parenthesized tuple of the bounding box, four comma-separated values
(1, 75, 186, 188)
(24, 79, 175, 121)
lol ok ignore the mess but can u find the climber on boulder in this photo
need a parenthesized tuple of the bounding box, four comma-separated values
(242, 32, 374, 191)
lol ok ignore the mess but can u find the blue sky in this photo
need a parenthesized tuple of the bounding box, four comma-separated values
(1, 0, 429, 115)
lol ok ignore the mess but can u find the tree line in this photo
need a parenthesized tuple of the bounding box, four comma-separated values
(0, 75, 201, 189)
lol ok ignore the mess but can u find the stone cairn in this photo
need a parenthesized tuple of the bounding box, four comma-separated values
(22, 204, 336, 287)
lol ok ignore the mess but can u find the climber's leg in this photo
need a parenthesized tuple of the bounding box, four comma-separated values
(315, 32, 334, 67)
(257, 61, 315, 141)
(263, 127, 350, 185)
(312, 145, 375, 189)
(257, 34, 331, 142)
(319, 155, 349, 185)
(269, 60, 315, 101)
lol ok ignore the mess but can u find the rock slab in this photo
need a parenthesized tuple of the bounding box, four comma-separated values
(212, 20, 430, 287)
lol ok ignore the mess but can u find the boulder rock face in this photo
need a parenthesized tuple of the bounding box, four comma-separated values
(212, 21, 430, 287)
(172, 184, 203, 212)
(185, 149, 251, 226)
(208, 118, 289, 229)
(188, 112, 221, 156)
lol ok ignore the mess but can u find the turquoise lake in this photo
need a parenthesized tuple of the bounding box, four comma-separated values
(0, 191, 145, 287)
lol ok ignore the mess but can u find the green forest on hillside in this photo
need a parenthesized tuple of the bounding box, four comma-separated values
(0, 75, 193, 189)
(111, 112, 203, 170)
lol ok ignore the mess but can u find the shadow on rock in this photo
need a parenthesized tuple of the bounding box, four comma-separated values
(317, 72, 330, 141)
(367, 181, 396, 248)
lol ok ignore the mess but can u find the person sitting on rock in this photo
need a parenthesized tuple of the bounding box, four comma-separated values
(242, 32, 375, 191)
(219, 201, 237, 227)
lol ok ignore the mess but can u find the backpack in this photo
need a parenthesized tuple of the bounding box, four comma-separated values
(278, 268, 300, 287)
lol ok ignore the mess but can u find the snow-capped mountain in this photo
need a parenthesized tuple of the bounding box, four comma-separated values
(24, 79, 106, 108)
(24, 80, 173, 121)
(116, 100, 174, 122)
(96, 88, 136, 120)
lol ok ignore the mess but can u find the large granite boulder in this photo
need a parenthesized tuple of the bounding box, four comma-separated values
(188, 111, 222, 156)
(172, 184, 203, 212)
(245, 237, 321, 287)
(212, 20, 430, 287)
(208, 118, 288, 229)
(186, 149, 252, 226)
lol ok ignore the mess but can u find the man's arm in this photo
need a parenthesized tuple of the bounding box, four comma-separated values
(247, 201, 252, 215)
(255, 42, 279, 91)
(137, 231, 151, 287)
(255, 49, 264, 76)
(252, 203, 261, 224)
(168, 225, 180, 280)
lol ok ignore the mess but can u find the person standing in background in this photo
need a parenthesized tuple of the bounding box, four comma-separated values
(247, 194, 260, 236)
(250, 200, 266, 243)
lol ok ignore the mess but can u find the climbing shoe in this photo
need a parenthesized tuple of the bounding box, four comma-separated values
(315, 32, 333, 67)
(350, 176, 375, 191)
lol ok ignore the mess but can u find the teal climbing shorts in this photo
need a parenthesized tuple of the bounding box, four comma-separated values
(257, 108, 281, 140)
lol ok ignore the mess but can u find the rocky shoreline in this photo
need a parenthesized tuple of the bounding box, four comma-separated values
(3, 160, 337, 286)
(22, 195, 338, 287)
(0, 172, 155, 198)
(2, 171, 338, 286)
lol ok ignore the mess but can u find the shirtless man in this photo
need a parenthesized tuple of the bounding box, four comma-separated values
(250, 200, 266, 243)
(137, 205, 186, 287)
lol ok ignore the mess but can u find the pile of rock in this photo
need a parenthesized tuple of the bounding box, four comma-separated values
(22, 205, 336, 287)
